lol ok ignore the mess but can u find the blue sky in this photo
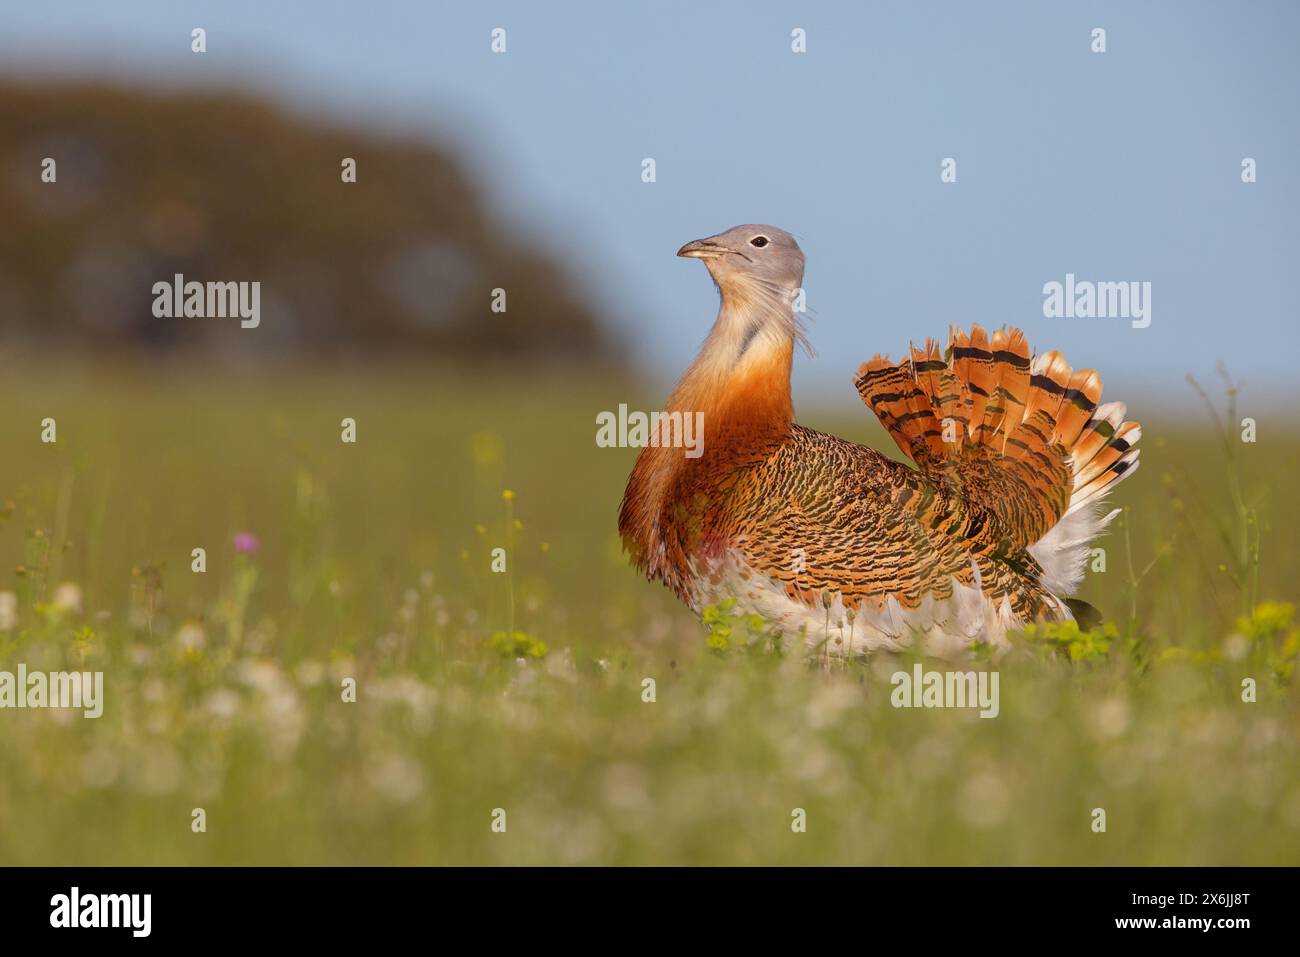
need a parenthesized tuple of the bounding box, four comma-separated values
(2, 0, 1297, 409)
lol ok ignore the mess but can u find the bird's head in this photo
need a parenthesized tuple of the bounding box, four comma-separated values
(677, 224, 804, 294)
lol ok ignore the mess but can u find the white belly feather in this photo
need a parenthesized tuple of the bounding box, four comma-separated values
(690, 553, 1032, 660)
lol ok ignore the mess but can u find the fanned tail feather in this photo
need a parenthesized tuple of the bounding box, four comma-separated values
(854, 352, 947, 466)
(853, 324, 1141, 596)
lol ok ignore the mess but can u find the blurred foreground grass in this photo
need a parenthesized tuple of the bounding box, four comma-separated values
(0, 362, 1297, 865)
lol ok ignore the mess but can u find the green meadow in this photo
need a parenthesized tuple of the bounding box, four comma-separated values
(0, 362, 1297, 865)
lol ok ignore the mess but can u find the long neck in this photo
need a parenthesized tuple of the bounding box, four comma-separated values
(667, 312, 793, 440)
(619, 279, 797, 584)
(666, 276, 797, 436)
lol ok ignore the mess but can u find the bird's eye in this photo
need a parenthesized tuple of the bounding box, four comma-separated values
(750, 236, 769, 248)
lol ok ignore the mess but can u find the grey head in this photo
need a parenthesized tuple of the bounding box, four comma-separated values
(677, 224, 804, 292)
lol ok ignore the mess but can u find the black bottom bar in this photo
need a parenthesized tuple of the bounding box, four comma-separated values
(1, 866, 1288, 943)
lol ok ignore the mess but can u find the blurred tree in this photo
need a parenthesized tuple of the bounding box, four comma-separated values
(0, 82, 615, 361)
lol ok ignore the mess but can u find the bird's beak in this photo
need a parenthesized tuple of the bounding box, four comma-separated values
(676, 238, 724, 260)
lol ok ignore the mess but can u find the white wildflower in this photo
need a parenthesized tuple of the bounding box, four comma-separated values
(52, 581, 83, 615)
(295, 659, 325, 687)
(176, 622, 207, 652)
